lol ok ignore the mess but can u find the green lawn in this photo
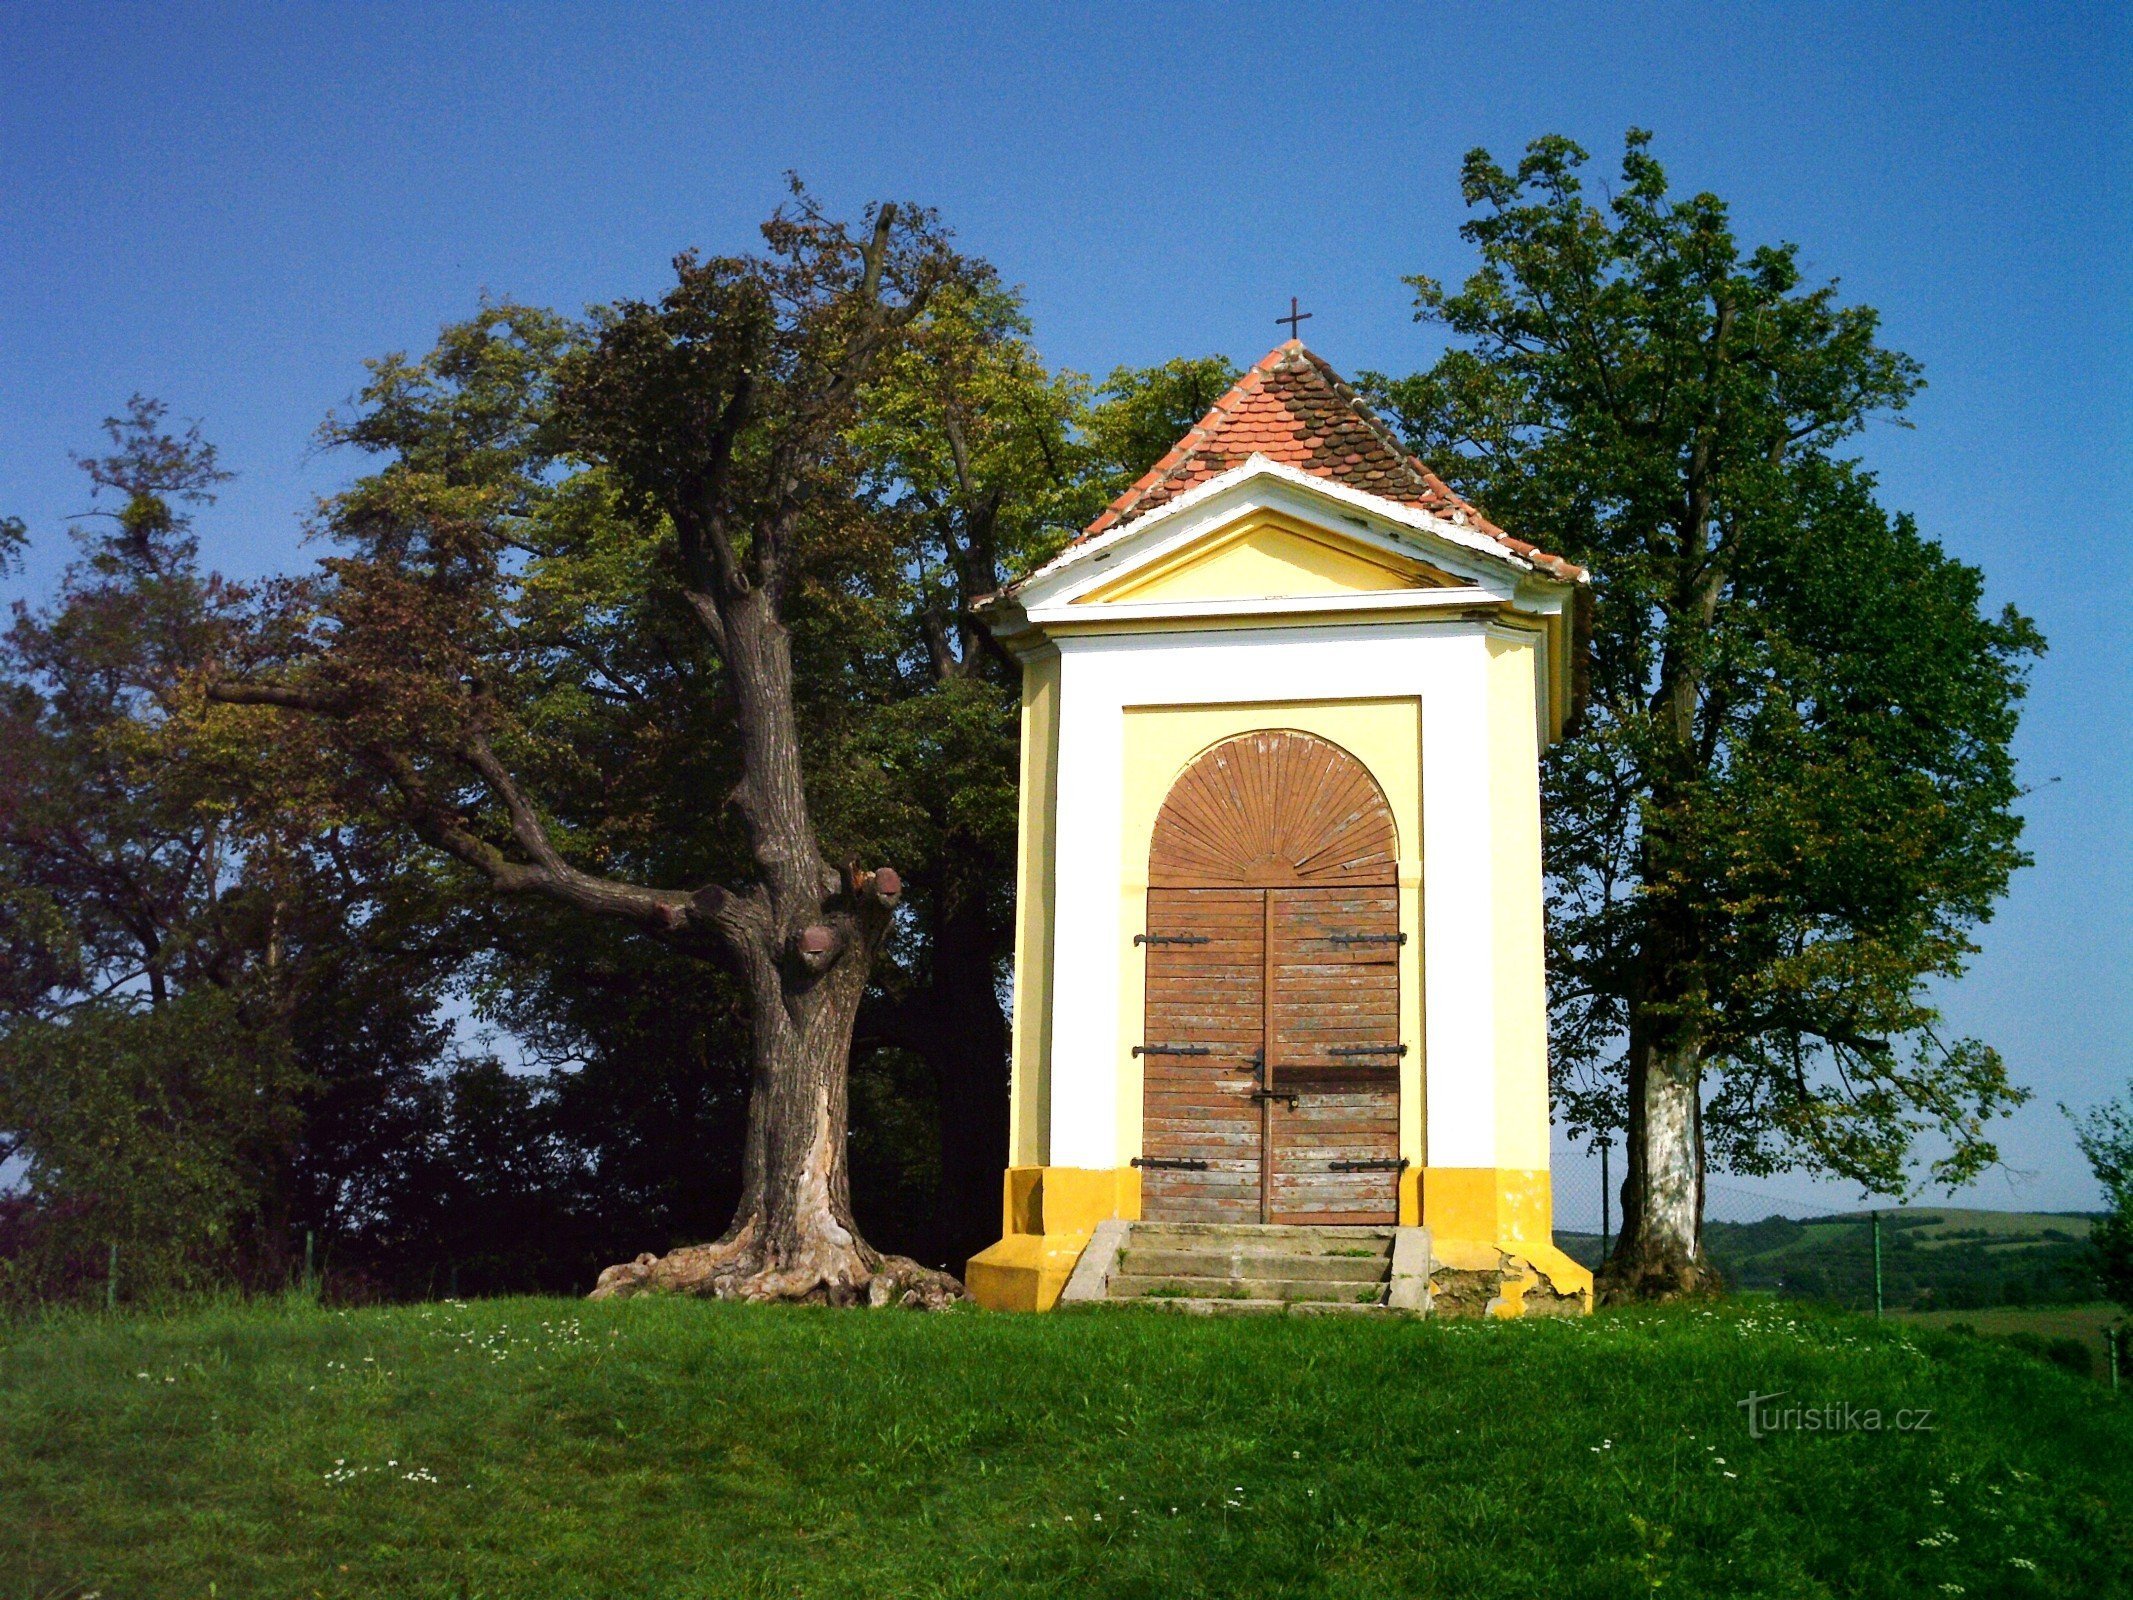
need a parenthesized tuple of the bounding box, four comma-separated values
(3, 1296, 2128, 1598)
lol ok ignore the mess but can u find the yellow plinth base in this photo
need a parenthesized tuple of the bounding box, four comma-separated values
(1416, 1165, 1593, 1313)
(965, 1166, 1139, 1312)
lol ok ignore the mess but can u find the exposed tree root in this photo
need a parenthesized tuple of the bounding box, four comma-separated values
(589, 1226, 965, 1310)
(1595, 1240, 1725, 1306)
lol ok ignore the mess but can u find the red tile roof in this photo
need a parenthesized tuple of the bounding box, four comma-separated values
(1082, 341, 1584, 581)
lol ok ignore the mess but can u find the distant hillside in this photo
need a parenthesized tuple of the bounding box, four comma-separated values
(1557, 1206, 2103, 1311)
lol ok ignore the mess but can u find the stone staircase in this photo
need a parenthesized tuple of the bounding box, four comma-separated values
(1056, 1220, 1591, 1317)
(1059, 1221, 1431, 1316)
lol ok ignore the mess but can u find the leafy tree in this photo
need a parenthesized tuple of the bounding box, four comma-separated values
(2072, 1087, 2133, 1312)
(0, 991, 297, 1301)
(0, 401, 473, 1303)
(1370, 132, 2041, 1297)
(213, 198, 976, 1305)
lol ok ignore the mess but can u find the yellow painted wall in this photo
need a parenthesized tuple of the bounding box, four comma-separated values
(1115, 701, 1426, 1183)
(1078, 511, 1452, 605)
(1007, 650, 1062, 1169)
(1486, 631, 1552, 1177)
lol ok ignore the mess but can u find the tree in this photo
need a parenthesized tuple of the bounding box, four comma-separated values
(2072, 1088, 2133, 1313)
(1370, 132, 2042, 1298)
(212, 197, 973, 1306)
(0, 400, 473, 1303)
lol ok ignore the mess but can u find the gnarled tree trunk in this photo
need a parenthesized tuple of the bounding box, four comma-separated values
(590, 922, 959, 1307)
(589, 590, 963, 1308)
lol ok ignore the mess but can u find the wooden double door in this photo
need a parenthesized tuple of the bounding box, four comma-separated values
(1136, 731, 1406, 1226)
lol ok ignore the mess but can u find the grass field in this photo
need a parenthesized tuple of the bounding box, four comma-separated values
(4, 1296, 2129, 1599)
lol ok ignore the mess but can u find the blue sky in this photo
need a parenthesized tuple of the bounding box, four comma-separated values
(3, 2, 2126, 1212)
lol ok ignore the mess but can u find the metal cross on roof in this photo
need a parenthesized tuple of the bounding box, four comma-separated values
(1276, 296, 1313, 340)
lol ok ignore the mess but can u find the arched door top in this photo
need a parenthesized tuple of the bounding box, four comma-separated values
(1149, 729, 1398, 889)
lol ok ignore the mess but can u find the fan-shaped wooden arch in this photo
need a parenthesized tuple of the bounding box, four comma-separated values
(1149, 730, 1397, 888)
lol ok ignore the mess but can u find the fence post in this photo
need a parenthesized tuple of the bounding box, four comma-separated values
(303, 1228, 316, 1295)
(105, 1241, 118, 1314)
(1599, 1139, 1611, 1260)
(2110, 1326, 2121, 1392)
(1872, 1210, 1884, 1319)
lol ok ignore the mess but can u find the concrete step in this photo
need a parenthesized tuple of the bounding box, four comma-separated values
(1122, 1224, 1394, 1257)
(1108, 1273, 1387, 1304)
(1124, 1296, 1290, 1315)
(1289, 1299, 1408, 1317)
(1115, 1248, 1388, 1284)
(1122, 1294, 1405, 1317)
(1059, 1219, 1434, 1316)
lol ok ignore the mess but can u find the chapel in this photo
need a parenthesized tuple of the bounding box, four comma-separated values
(964, 340, 1593, 1316)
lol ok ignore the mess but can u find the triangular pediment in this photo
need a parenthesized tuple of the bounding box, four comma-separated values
(1075, 509, 1460, 605)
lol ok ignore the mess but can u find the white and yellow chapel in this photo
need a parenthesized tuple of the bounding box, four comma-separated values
(965, 340, 1594, 1316)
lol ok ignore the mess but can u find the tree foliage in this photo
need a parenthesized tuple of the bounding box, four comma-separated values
(1369, 132, 2041, 1289)
(2072, 1087, 2133, 1313)
(0, 401, 487, 1303)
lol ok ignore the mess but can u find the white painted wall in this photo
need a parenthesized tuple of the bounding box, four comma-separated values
(1043, 620, 1511, 1173)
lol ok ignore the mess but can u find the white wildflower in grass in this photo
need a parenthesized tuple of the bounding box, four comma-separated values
(2010, 1558, 2038, 1571)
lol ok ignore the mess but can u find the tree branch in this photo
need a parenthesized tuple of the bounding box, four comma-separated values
(205, 680, 355, 716)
